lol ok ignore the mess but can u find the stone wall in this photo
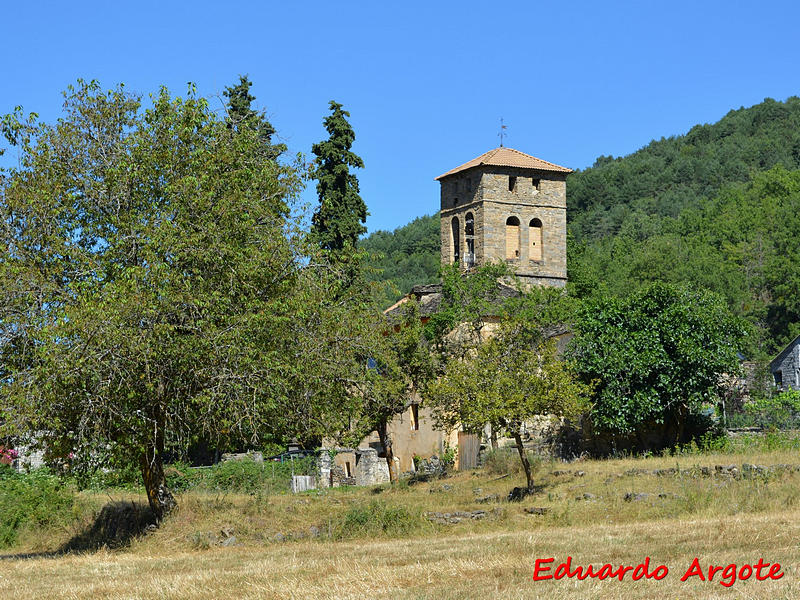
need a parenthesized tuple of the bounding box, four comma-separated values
(320, 447, 392, 487)
(353, 448, 390, 486)
(319, 449, 357, 487)
(13, 440, 45, 472)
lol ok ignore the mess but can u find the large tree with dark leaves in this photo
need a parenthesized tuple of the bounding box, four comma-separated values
(569, 282, 747, 449)
(310, 101, 367, 253)
(223, 75, 286, 162)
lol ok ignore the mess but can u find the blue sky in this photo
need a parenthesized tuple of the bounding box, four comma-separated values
(3, 1, 800, 234)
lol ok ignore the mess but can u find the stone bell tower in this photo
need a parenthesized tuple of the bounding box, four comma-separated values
(435, 146, 571, 288)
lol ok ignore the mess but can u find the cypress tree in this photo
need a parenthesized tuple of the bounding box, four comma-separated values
(311, 101, 368, 252)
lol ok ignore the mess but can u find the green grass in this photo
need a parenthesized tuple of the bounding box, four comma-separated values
(0, 466, 81, 548)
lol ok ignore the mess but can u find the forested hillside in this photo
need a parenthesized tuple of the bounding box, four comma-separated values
(568, 97, 800, 242)
(360, 214, 440, 305)
(360, 97, 800, 354)
(571, 166, 800, 355)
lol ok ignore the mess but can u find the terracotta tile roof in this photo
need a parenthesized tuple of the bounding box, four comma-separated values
(435, 147, 572, 180)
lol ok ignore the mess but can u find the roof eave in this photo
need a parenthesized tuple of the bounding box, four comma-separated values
(435, 162, 573, 181)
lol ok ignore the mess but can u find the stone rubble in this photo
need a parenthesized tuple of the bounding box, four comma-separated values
(425, 508, 503, 525)
(524, 507, 550, 515)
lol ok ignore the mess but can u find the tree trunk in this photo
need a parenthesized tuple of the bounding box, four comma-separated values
(377, 421, 398, 484)
(140, 449, 176, 522)
(140, 405, 176, 522)
(490, 426, 498, 450)
(512, 430, 534, 491)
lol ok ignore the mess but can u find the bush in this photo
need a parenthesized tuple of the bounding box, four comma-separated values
(482, 447, 542, 477)
(730, 391, 800, 429)
(696, 430, 731, 453)
(165, 455, 318, 494)
(75, 460, 143, 491)
(331, 500, 422, 539)
(164, 462, 207, 492)
(0, 466, 77, 548)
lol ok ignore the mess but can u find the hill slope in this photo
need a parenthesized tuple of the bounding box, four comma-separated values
(361, 97, 800, 352)
(568, 96, 800, 243)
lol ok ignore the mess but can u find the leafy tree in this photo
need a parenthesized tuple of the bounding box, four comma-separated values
(310, 101, 367, 253)
(223, 75, 286, 162)
(344, 299, 435, 483)
(570, 166, 800, 356)
(425, 286, 588, 490)
(0, 81, 308, 521)
(569, 283, 747, 448)
(423, 262, 518, 353)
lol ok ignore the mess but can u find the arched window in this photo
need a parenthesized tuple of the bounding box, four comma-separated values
(529, 218, 542, 261)
(451, 216, 460, 265)
(465, 213, 475, 267)
(505, 216, 520, 260)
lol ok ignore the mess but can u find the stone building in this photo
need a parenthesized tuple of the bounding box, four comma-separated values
(436, 146, 572, 288)
(770, 334, 800, 391)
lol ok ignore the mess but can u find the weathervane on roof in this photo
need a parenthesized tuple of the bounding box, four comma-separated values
(498, 117, 507, 147)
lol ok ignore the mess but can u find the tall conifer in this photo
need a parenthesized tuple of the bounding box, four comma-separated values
(311, 101, 367, 252)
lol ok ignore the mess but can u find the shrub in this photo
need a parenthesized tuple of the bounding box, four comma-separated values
(331, 500, 422, 539)
(440, 444, 457, 470)
(76, 459, 143, 491)
(0, 466, 77, 548)
(164, 462, 207, 492)
(733, 390, 800, 429)
(696, 430, 731, 453)
(482, 447, 542, 477)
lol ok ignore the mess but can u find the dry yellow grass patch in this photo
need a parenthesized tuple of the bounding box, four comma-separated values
(2, 511, 798, 599)
(3, 449, 800, 598)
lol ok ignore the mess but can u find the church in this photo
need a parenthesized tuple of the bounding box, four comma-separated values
(323, 146, 573, 486)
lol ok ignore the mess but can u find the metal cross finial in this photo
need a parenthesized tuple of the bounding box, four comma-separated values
(498, 117, 507, 147)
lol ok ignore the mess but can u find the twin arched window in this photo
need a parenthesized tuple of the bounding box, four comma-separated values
(505, 216, 543, 261)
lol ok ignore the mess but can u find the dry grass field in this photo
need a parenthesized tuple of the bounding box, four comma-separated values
(2, 447, 800, 599)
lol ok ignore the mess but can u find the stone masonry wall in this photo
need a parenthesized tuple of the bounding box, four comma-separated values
(354, 448, 390, 486)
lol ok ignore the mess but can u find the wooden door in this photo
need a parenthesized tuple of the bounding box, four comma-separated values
(458, 432, 480, 470)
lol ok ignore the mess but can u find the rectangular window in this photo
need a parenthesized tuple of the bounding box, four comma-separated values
(532, 178, 540, 190)
(775, 370, 783, 389)
(410, 404, 419, 431)
(345, 461, 352, 477)
(508, 176, 517, 192)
